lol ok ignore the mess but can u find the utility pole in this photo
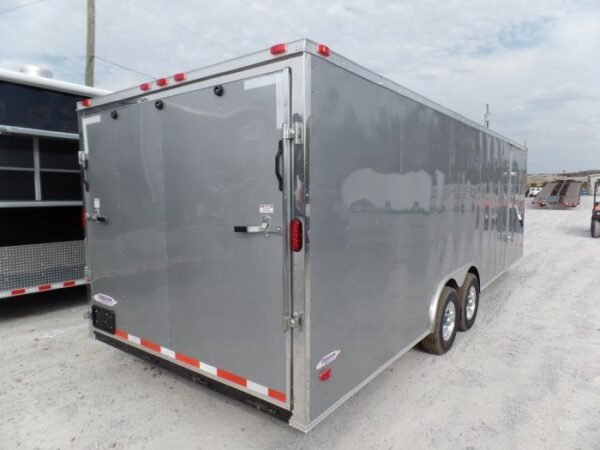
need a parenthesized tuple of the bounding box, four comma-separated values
(85, 0, 95, 86)
(484, 103, 491, 128)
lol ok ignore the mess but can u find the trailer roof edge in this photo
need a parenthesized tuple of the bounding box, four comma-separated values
(300, 39, 527, 151)
(76, 38, 526, 151)
(0, 68, 110, 97)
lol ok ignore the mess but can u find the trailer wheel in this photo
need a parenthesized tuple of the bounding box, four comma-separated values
(421, 287, 458, 355)
(457, 273, 479, 331)
(592, 219, 600, 238)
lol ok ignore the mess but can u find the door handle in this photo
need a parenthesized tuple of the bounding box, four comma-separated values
(275, 140, 283, 192)
(234, 216, 270, 233)
(87, 212, 107, 223)
(234, 216, 282, 235)
(87, 198, 107, 223)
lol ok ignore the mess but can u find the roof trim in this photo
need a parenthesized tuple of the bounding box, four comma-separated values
(0, 68, 110, 97)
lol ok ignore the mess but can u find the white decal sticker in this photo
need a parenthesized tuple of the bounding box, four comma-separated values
(93, 293, 117, 307)
(316, 350, 341, 370)
(82, 115, 101, 125)
(243, 72, 284, 128)
(243, 73, 277, 91)
(259, 204, 274, 214)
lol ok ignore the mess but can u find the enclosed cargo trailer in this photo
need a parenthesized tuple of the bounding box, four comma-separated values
(0, 68, 108, 299)
(79, 40, 527, 431)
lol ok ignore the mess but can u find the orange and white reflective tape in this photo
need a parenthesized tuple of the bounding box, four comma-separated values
(0, 278, 88, 299)
(114, 328, 287, 403)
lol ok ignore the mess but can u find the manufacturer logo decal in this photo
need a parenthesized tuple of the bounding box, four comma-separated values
(316, 350, 341, 370)
(93, 293, 117, 307)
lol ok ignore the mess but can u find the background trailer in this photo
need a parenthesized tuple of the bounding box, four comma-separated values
(79, 40, 527, 432)
(0, 68, 107, 299)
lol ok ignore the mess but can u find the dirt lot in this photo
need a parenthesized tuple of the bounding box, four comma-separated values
(1, 196, 599, 449)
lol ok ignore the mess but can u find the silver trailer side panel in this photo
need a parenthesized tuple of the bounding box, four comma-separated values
(299, 54, 526, 427)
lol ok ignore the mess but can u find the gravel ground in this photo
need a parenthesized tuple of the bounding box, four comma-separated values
(1, 196, 599, 449)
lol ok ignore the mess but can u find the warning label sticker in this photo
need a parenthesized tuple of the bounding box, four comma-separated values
(259, 204, 274, 214)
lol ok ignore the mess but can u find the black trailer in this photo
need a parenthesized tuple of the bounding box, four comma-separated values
(0, 68, 107, 299)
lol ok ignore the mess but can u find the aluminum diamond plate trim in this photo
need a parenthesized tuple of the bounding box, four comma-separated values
(0, 240, 86, 292)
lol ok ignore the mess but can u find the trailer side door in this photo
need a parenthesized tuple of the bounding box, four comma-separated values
(161, 69, 292, 406)
(84, 68, 293, 408)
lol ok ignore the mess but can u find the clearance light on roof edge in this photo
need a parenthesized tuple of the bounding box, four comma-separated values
(317, 44, 331, 57)
(156, 78, 169, 87)
(139, 82, 151, 91)
(82, 98, 91, 107)
(174, 72, 187, 82)
(270, 43, 287, 55)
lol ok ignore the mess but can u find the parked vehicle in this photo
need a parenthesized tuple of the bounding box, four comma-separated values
(529, 187, 542, 197)
(592, 181, 600, 238)
(78, 40, 527, 432)
(532, 179, 582, 207)
(0, 68, 107, 299)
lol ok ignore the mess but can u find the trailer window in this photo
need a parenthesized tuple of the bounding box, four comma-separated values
(0, 170, 35, 200)
(0, 136, 81, 204)
(0, 135, 33, 168)
(0, 81, 82, 133)
(0, 135, 35, 201)
(40, 172, 81, 201)
(39, 139, 79, 170)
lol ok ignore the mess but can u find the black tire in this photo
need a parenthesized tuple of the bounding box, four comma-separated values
(457, 273, 480, 331)
(421, 287, 458, 355)
(592, 219, 600, 238)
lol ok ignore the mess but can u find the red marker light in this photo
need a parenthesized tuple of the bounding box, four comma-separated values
(173, 72, 186, 82)
(317, 44, 330, 57)
(156, 78, 168, 87)
(270, 43, 287, 55)
(139, 82, 151, 91)
(82, 98, 92, 107)
(290, 218, 303, 252)
(319, 368, 332, 382)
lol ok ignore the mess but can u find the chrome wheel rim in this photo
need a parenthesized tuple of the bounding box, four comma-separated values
(466, 286, 477, 320)
(442, 301, 456, 341)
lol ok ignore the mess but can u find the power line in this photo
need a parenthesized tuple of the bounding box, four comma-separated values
(94, 55, 155, 79)
(0, 0, 44, 15)
(120, 0, 234, 54)
(236, 0, 305, 36)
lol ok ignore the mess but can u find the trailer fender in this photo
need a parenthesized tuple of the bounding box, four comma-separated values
(428, 263, 476, 332)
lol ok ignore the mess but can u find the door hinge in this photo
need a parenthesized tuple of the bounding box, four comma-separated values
(284, 311, 303, 330)
(78, 150, 88, 169)
(84, 265, 92, 281)
(282, 121, 303, 144)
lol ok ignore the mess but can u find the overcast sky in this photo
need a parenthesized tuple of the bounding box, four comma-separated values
(1, 0, 599, 173)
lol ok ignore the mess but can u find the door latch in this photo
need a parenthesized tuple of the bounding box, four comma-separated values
(78, 151, 88, 169)
(87, 197, 107, 223)
(234, 216, 282, 237)
(284, 312, 303, 330)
